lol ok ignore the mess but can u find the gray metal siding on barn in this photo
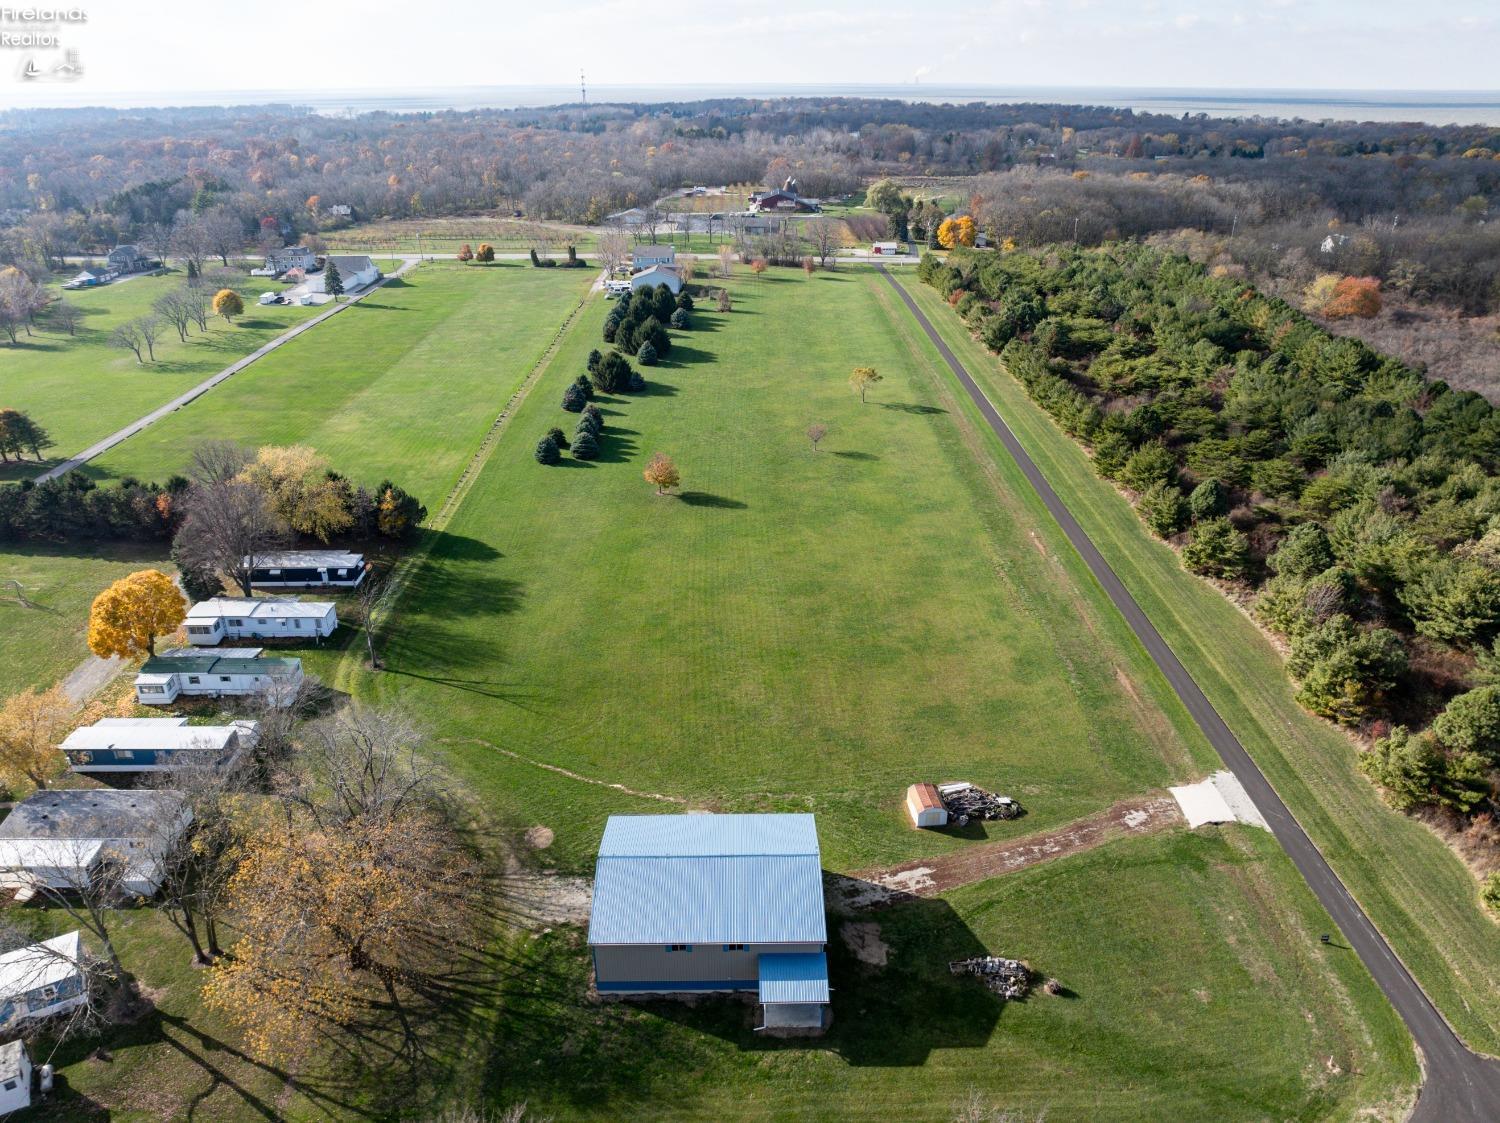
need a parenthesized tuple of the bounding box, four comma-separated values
(593, 943, 824, 993)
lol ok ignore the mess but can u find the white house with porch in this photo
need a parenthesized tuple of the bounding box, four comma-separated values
(306, 255, 380, 294)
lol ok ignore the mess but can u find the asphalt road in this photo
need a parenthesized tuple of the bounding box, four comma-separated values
(877, 265, 1500, 1122)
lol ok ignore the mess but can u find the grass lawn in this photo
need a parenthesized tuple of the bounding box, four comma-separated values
(326, 218, 599, 257)
(0, 545, 170, 699)
(90, 262, 594, 506)
(351, 267, 1216, 873)
(898, 275, 1500, 1053)
(286, 264, 1416, 1117)
(0, 271, 325, 480)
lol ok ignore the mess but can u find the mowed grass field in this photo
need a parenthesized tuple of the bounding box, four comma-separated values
(91, 263, 594, 503)
(899, 276, 1500, 1053)
(0, 270, 324, 478)
(0, 545, 170, 697)
(311, 265, 1419, 1118)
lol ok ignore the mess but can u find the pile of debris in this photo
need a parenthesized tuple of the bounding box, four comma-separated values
(937, 782, 1023, 825)
(950, 956, 1032, 1000)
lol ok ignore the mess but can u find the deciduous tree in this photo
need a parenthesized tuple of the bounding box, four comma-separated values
(849, 366, 882, 403)
(938, 215, 977, 249)
(643, 451, 680, 495)
(87, 568, 186, 659)
(211, 288, 244, 322)
(0, 685, 70, 791)
(807, 423, 828, 450)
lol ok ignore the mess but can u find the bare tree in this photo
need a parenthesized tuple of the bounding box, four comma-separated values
(140, 222, 174, 268)
(353, 572, 392, 670)
(807, 423, 828, 450)
(638, 202, 666, 244)
(171, 213, 213, 276)
(201, 207, 244, 266)
(135, 314, 162, 361)
(153, 288, 194, 342)
(28, 839, 142, 1006)
(597, 226, 631, 276)
(183, 284, 212, 332)
(48, 299, 83, 336)
(109, 319, 146, 363)
(805, 216, 843, 269)
(189, 438, 252, 485)
(174, 478, 285, 596)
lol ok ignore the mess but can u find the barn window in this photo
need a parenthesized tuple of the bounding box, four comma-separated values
(665, 944, 691, 953)
(722, 944, 746, 952)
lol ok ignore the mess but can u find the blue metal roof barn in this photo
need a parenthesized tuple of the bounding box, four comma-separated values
(588, 814, 826, 946)
(758, 952, 831, 1005)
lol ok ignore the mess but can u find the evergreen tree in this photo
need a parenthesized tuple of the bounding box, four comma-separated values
(535, 434, 560, 465)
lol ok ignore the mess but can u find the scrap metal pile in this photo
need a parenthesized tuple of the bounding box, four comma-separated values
(949, 956, 1032, 1000)
(936, 781, 1023, 825)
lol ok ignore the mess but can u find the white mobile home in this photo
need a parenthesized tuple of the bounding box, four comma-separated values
(133, 651, 304, 707)
(244, 550, 366, 589)
(185, 597, 338, 644)
(0, 790, 192, 896)
(61, 717, 256, 776)
(588, 814, 830, 1031)
(0, 1041, 29, 1115)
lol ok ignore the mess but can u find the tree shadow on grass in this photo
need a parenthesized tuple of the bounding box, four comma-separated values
(637, 381, 678, 398)
(881, 402, 947, 416)
(831, 450, 880, 462)
(678, 491, 747, 509)
(595, 431, 640, 464)
(659, 345, 713, 368)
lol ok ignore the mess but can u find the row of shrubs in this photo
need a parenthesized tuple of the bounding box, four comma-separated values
(920, 244, 1500, 860)
(537, 394, 605, 464)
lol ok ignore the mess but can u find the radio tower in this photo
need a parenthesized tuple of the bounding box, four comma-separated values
(581, 69, 587, 105)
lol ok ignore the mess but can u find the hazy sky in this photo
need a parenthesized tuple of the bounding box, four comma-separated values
(2, 0, 1498, 102)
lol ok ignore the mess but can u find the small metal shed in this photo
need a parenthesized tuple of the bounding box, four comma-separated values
(905, 783, 948, 829)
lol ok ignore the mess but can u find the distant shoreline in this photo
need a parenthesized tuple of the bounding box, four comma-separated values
(4, 84, 1500, 126)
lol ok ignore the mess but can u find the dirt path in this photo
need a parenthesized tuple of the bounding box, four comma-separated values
(832, 794, 1182, 910)
(60, 653, 123, 704)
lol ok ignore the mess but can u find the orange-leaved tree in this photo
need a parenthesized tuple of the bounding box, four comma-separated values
(0, 685, 71, 791)
(1322, 276, 1383, 320)
(211, 288, 244, 323)
(88, 569, 186, 659)
(643, 452, 680, 495)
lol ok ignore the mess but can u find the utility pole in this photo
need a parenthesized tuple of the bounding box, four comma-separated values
(580, 70, 587, 106)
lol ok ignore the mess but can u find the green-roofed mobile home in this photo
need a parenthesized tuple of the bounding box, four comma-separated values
(133, 649, 303, 707)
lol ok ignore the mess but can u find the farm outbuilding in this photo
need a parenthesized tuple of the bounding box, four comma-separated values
(588, 813, 830, 1031)
(905, 783, 948, 829)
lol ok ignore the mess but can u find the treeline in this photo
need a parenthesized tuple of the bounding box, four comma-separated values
(921, 245, 1500, 835)
(0, 447, 424, 549)
(3, 97, 1498, 262)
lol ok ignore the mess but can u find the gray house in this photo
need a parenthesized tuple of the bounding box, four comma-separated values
(106, 245, 152, 274)
(588, 813, 830, 1030)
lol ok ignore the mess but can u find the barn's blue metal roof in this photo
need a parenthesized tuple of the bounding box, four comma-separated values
(758, 952, 830, 1005)
(588, 814, 826, 946)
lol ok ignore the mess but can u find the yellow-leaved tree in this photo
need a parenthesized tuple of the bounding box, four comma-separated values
(211, 288, 244, 323)
(0, 685, 72, 791)
(849, 366, 883, 403)
(87, 569, 186, 660)
(937, 215, 977, 249)
(239, 444, 353, 541)
(643, 452, 680, 496)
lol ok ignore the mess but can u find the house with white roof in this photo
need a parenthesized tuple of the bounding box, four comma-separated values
(588, 813, 830, 1031)
(0, 931, 87, 1031)
(61, 717, 256, 776)
(0, 790, 192, 896)
(133, 650, 304, 707)
(0, 1041, 29, 1115)
(306, 255, 380, 294)
(244, 550, 366, 589)
(185, 598, 338, 645)
(629, 265, 682, 295)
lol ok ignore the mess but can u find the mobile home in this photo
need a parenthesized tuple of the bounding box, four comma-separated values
(61, 717, 256, 776)
(244, 551, 366, 589)
(133, 651, 304, 706)
(185, 598, 338, 645)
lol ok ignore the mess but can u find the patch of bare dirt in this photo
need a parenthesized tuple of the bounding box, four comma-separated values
(501, 873, 592, 927)
(841, 921, 890, 967)
(832, 794, 1182, 909)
